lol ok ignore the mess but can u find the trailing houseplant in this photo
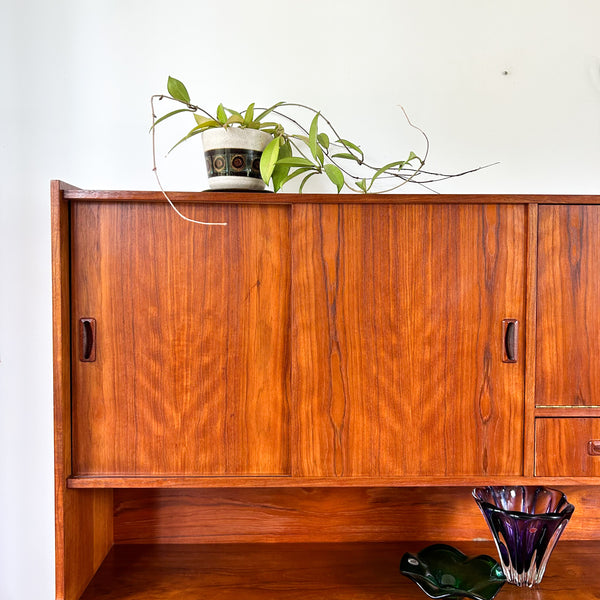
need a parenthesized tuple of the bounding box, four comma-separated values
(151, 76, 490, 195)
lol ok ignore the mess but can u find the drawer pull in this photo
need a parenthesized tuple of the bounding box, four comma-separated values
(588, 441, 600, 456)
(80, 318, 96, 362)
(502, 319, 518, 363)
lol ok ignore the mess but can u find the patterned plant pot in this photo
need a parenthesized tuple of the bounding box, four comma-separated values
(201, 128, 273, 191)
(473, 486, 574, 587)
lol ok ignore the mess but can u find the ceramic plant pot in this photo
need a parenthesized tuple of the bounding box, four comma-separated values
(473, 486, 574, 587)
(201, 127, 273, 191)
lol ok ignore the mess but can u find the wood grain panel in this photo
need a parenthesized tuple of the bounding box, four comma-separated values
(114, 487, 489, 543)
(536, 418, 600, 476)
(537, 205, 600, 406)
(292, 204, 526, 477)
(70, 202, 290, 476)
(62, 489, 113, 600)
(113, 486, 600, 543)
(80, 542, 600, 600)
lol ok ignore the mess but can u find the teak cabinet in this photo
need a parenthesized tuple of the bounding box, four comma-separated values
(52, 183, 600, 599)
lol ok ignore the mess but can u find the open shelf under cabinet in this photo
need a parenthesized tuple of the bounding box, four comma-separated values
(62, 485, 600, 599)
(79, 541, 600, 599)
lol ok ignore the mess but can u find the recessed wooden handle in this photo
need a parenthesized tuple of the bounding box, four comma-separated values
(80, 318, 96, 362)
(502, 319, 518, 363)
(588, 441, 600, 456)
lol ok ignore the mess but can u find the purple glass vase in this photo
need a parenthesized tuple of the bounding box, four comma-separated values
(473, 486, 574, 587)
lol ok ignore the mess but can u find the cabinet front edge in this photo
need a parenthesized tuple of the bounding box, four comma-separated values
(66, 475, 600, 489)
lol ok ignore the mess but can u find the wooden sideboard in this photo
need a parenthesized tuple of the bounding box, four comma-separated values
(52, 181, 600, 599)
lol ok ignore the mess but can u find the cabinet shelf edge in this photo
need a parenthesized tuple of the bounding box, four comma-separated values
(66, 475, 600, 489)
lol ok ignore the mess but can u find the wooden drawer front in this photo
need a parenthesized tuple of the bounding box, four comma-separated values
(536, 418, 600, 476)
(537, 206, 600, 406)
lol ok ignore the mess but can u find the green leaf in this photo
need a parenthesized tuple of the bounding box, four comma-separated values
(324, 164, 344, 193)
(336, 138, 364, 161)
(315, 144, 324, 166)
(150, 108, 194, 131)
(225, 114, 244, 126)
(258, 122, 283, 135)
(254, 102, 286, 122)
(370, 160, 407, 185)
(259, 126, 279, 135)
(167, 76, 190, 104)
(193, 114, 220, 128)
(259, 136, 281, 184)
(317, 132, 330, 150)
(331, 152, 361, 162)
(274, 157, 316, 168)
(216, 103, 227, 124)
(299, 172, 318, 193)
(279, 167, 314, 187)
(167, 127, 205, 154)
(291, 134, 310, 145)
(271, 141, 292, 192)
(308, 112, 320, 160)
(356, 178, 368, 192)
(407, 151, 419, 162)
(224, 107, 243, 117)
(243, 103, 255, 126)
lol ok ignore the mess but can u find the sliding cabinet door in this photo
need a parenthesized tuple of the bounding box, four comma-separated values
(292, 203, 526, 477)
(71, 202, 290, 476)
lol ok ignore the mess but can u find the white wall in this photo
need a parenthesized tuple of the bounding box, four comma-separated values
(1, 1, 599, 598)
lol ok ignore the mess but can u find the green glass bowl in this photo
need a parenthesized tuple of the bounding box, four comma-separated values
(400, 544, 506, 600)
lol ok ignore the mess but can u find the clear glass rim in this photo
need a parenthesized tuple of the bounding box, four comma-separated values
(472, 486, 575, 519)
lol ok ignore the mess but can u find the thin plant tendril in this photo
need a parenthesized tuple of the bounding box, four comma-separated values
(151, 95, 227, 226)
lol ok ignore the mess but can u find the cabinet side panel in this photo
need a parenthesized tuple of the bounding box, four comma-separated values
(52, 181, 71, 599)
(292, 204, 526, 477)
(63, 490, 113, 600)
(52, 182, 113, 600)
(70, 202, 290, 476)
(537, 205, 600, 406)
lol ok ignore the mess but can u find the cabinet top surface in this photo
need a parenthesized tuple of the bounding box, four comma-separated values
(53, 181, 600, 205)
